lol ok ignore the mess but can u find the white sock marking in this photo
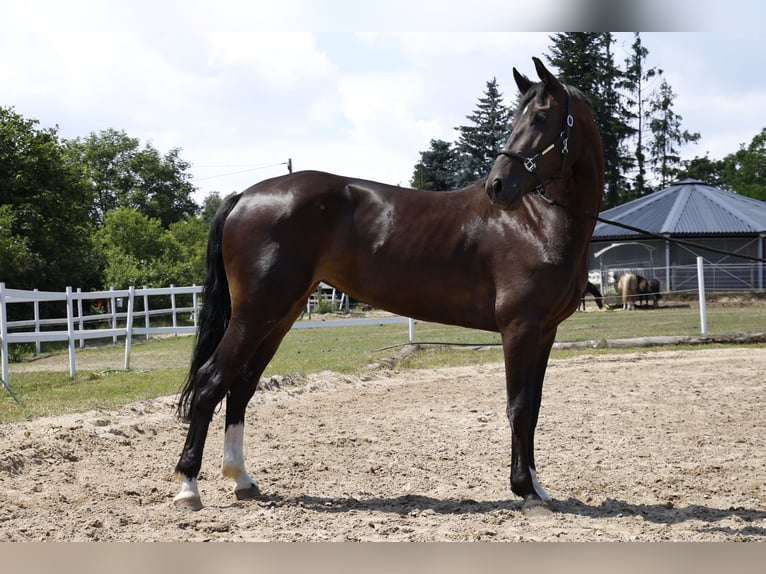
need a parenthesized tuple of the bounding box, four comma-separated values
(530, 467, 552, 502)
(222, 423, 257, 491)
(174, 475, 200, 502)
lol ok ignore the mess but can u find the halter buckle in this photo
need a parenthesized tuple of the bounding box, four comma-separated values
(523, 157, 537, 173)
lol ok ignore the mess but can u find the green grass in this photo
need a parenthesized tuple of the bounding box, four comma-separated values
(2, 368, 187, 422)
(554, 304, 766, 342)
(2, 303, 764, 423)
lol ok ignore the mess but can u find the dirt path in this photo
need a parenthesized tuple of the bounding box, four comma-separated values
(1, 347, 764, 541)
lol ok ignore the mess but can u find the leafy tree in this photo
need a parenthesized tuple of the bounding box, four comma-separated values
(96, 208, 209, 288)
(167, 216, 208, 285)
(0, 107, 98, 289)
(453, 78, 514, 187)
(718, 128, 766, 201)
(97, 208, 177, 288)
(200, 192, 223, 227)
(677, 154, 727, 188)
(410, 139, 459, 190)
(67, 129, 198, 227)
(0, 205, 38, 287)
(129, 146, 199, 227)
(647, 79, 700, 188)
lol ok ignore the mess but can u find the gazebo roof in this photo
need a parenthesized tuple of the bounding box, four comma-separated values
(592, 179, 766, 239)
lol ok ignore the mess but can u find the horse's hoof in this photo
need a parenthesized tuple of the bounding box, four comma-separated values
(234, 484, 262, 500)
(173, 495, 203, 511)
(522, 497, 552, 516)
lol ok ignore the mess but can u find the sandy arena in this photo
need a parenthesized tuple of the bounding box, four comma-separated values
(1, 347, 764, 541)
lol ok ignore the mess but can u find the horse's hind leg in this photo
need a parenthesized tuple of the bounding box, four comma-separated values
(174, 319, 260, 510)
(221, 317, 297, 501)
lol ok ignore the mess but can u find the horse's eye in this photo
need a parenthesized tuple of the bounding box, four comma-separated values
(534, 111, 547, 123)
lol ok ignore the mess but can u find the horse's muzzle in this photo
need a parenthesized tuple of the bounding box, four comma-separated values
(486, 177, 523, 210)
(486, 177, 503, 202)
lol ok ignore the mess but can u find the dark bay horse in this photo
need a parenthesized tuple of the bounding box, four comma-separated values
(637, 276, 661, 308)
(174, 57, 604, 512)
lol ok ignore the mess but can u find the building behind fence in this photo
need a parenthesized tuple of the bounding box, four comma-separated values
(589, 179, 766, 294)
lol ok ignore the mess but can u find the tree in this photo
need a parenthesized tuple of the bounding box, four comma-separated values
(167, 216, 208, 285)
(410, 139, 459, 190)
(622, 33, 662, 199)
(677, 154, 727, 188)
(0, 205, 38, 287)
(96, 208, 210, 288)
(96, 208, 173, 288)
(0, 107, 98, 290)
(647, 79, 700, 188)
(718, 128, 766, 201)
(67, 129, 198, 227)
(200, 192, 224, 227)
(453, 78, 514, 188)
(129, 146, 199, 227)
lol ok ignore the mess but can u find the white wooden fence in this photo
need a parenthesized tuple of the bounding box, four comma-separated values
(0, 283, 201, 390)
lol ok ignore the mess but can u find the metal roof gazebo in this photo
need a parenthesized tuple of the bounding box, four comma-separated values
(589, 179, 766, 293)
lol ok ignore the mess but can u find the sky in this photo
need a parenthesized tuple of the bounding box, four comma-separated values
(2, 1, 766, 204)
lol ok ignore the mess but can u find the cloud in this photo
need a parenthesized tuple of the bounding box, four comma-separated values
(204, 32, 336, 90)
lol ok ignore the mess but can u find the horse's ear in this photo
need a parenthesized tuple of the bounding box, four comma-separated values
(513, 67, 533, 95)
(532, 56, 564, 94)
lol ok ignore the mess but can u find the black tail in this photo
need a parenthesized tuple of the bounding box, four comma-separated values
(177, 192, 243, 421)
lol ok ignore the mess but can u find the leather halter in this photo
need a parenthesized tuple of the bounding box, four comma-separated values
(495, 89, 574, 199)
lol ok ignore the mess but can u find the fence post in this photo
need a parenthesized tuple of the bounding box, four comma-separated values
(697, 256, 708, 336)
(759, 233, 764, 290)
(110, 286, 117, 344)
(124, 286, 135, 370)
(77, 287, 85, 349)
(170, 284, 177, 336)
(0, 283, 9, 386)
(192, 284, 198, 329)
(143, 286, 150, 341)
(33, 288, 41, 354)
(0, 283, 19, 403)
(66, 287, 76, 377)
(408, 318, 416, 343)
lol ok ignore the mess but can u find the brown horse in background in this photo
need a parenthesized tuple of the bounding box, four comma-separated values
(637, 276, 662, 308)
(173, 58, 604, 513)
(617, 273, 639, 310)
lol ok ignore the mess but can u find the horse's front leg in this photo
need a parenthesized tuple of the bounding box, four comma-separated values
(501, 318, 554, 512)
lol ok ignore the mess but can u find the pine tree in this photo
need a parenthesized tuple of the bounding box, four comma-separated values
(453, 78, 514, 188)
(622, 33, 662, 199)
(647, 79, 700, 188)
(410, 139, 458, 191)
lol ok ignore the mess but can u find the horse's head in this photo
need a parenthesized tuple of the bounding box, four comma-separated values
(486, 57, 593, 210)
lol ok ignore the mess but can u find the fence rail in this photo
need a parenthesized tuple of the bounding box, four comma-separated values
(0, 258, 742, 397)
(0, 283, 201, 388)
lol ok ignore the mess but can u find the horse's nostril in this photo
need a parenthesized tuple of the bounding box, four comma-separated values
(492, 178, 503, 196)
